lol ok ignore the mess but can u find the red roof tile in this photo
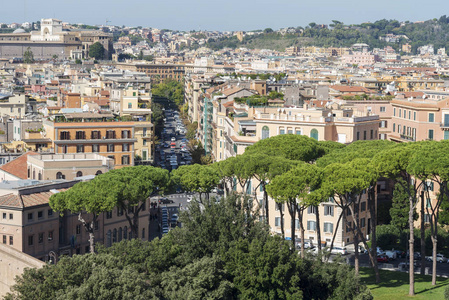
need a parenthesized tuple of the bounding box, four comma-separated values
(0, 152, 38, 179)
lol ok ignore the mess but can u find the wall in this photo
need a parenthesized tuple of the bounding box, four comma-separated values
(0, 243, 45, 298)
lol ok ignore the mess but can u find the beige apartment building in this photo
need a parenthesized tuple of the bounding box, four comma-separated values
(0, 179, 155, 261)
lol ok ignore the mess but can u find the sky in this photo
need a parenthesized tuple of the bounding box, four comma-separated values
(0, 0, 447, 31)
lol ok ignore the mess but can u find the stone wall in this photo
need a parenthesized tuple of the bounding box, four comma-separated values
(0, 243, 45, 298)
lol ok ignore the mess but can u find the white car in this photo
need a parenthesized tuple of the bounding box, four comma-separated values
(330, 247, 347, 255)
(171, 137, 176, 142)
(385, 250, 397, 260)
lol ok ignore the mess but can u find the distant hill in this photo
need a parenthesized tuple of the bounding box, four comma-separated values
(205, 16, 449, 54)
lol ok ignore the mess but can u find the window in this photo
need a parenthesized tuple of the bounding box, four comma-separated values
(424, 214, 431, 223)
(2, 213, 5, 219)
(414, 112, 416, 120)
(324, 222, 333, 233)
(27, 213, 33, 222)
(91, 130, 101, 139)
(2, 235, 6, 244)
(307, 220, 316, 231)
(128, 102, 132, 109)
(363, 131, 367, 140)
(429, 129, 434, 140)
(324, 205, 334, 216)
(380, 106, 386, 112)
(275, 217, 281, 227)
(106, 130, 116, 139)
(143, 139, 147, 146)
(361, 218, 366, 228)
(380, 120, 387, 128)
(47, 231, 53, 242)
(370, 130, 373, 139)
(275, 203, 284, 211)
(399, 109, 401, 118)
(106, 211, 112, 219)
(92, 144, 99, 152)
(9, 213, 13, 220)
(393, 108, 396, 116)
(38, 211, 43, 219)
(117, 208, 124, 217)
(121, 130, 131, 139)
(310, 129, 318, 140)
(122, 144, 129, 151)
(288, 129, 293, 134)
(60, 131, 70, 140)
(28, 235, 34, 246)
(409, 111, 411, 120)
(76, 171, 83, 177)
(295, 219, 300, 229)
(393, 123, 396, 132)
(107, 144, 115, 152)
(307, 206, 317, 214)
(429, 113, 435, 123)
(361, 202, 366, 212)
(76, 225, 81, 235)
(124, 226, 128, 240)
(142, 228, 145, 239)
(61, 145, 68, 154)
(356, 132, 360, 140)
(426, 198, 432, 208)
(38, 233, 44, 244)
(113, 229, 117, 243)
(121, 155, 130, 165)
(445, 131, 449, 140)
(246, 181, 252, 195)
(56, 172, 65, 179)
(75, 131, 86, 139)
(296, 130, 301, 135)
(76, 145, 84, 153)
(280, 128, 285, 135)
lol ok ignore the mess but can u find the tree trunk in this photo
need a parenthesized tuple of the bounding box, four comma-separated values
(278, 202, 285, 238)
(420, 191, 426, 275)
(288, 201, 296, 250)
(432, 235, 437, 285)
(409, 195, 415, 296)
(299, 209, 305, 259)
(78, 213, 96, 253)
(315, 207, 322, 251)
(368, 187, 381, 283)
(354, 230, 360, 276)
(328, 211, 343, 259)
(263, 183, 269, 225)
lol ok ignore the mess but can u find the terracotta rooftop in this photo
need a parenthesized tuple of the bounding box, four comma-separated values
(0, 189, 68, 208)
(0, 152, 38, 179)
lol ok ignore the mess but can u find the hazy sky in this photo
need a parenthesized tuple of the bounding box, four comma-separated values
(0, 0, 447, 31)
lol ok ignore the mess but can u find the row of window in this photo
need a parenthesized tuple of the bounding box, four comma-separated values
(28, 231, 54, 246)
(2, 235, 13, 246)
(356, 130, 377, 141)
(60, 130, 132, 140)
(274, 218, 335, 233)
(105, 226, 145, 247)
(346, 218, 367, 232)
(394, 108, 418, 121)
(27, 209, 53, 222)
(261, 126, 318, 140)
(1, 212, 14, 220)
(69, 144, 131, 153)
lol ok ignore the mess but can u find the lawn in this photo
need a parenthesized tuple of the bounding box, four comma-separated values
(360, 267, 449, 299)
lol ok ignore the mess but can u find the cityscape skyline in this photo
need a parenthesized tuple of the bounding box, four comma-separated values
(0, 0, 447, 31)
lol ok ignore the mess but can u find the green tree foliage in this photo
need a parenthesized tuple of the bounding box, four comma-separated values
(171, 164, 219, 201)
(8, 195, 372, 300)
(88, 42, 105, 60)
(245, 134, 325, 162)
(390, 180, 418, 231)
(23, 47, 34, 63)
(5, 254, 156, 300)
(152, 79, 184, 107)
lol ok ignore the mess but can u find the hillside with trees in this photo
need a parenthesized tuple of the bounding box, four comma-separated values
(206, 16, 449, 54)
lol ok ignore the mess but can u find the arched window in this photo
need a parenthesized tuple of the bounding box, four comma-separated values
(261, 126, 269, 140)
(28, 168, 30, 178)
(310, 129, 319, 141)
(113, 229, 117, 243)
(106, 230, 111, 247)
(76, 171, 83, 177)
(56, 172, 64, 179)
(123, 226, 128, 240)
(38, 173, 42, 180)
(33, 170, 35, 180)
(95, 170, 102, 175)
(118, 227, 122, 242)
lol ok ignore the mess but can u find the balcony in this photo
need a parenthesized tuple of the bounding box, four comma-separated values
(400, 134, 415, 142)
(440, 123, 449, 129)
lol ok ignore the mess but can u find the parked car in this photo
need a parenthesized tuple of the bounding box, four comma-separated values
(385, 250, 397, 260)
(377, 255, 389, 263)
(426, 254, 448, 263)
(159, 197, 174, 204)
(330, 247, 348, 255)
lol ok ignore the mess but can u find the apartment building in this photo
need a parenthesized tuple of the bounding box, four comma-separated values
(0, 179, 154, 261)
(43, 113, 137, 168)
(117, 63, 185, 83)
